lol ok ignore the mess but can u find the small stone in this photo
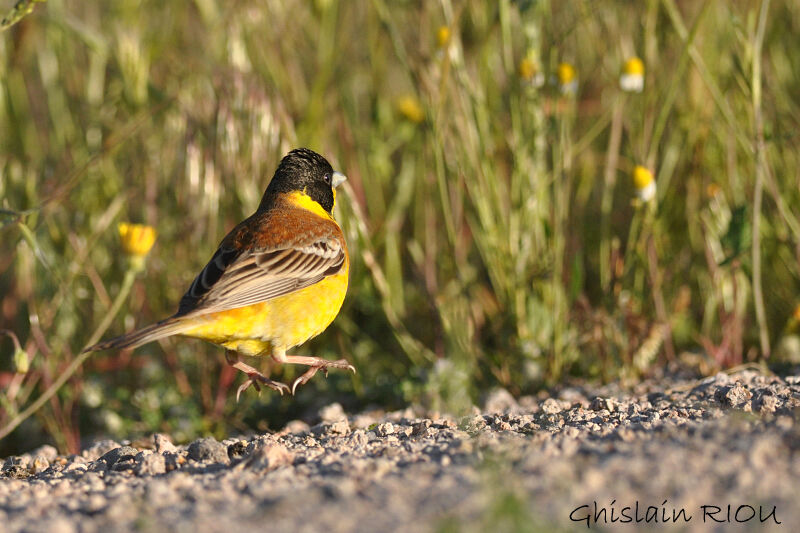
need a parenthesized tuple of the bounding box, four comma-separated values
(329, 419, 351, 435)
(318, 402, 346, 422)
(411, 420, 432, 437)
(244, 435, 278, 455)
(483, 388, 518, 413)
(375, 422, 394, 437)
(83, 440, 121, 461)
(63, 461, 88, 474)
(98, 446, 138, 468)
(714, 382, 753, 408)
(590, 397, 616, 412)
(460, 415, 487, 433)
(30, 456, 49, 474)
(284, 420, 311, 434)
(350, 430, 368, 447)
(134, 452, 166, 476)
(756, 393, 779, 414)
(239, 443, 294, 472)
(492, 420, 512, 431)
(187, 438, 229, 465)
(311, 418, 351, 436)
(163, 453, 184, 472)
(153, 434, 178, 454)
(227, 440, 249, 460)
(541, 398, 562, 414)
(29, 445, 58, 462)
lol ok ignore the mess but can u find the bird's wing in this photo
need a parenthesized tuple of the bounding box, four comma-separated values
(176, 237, 345, 316)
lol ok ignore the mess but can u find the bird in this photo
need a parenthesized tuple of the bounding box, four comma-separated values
(84, 148, 354, 399)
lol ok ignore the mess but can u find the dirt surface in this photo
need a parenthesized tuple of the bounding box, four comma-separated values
(1, 370, 798, 532)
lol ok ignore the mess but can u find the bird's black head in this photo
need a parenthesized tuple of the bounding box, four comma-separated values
(259, 148, 345, 214)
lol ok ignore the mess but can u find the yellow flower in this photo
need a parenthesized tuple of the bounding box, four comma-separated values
(436, 26, 451, 48)
(118, 222, 157, 258)
(557, 62, 577, 95)
(620, 56, 645, 93)
(397, 95, 425, 124)
(632, 166, 656, 202)
(793, 303, 800, 322)
(519, 52, 544, 88)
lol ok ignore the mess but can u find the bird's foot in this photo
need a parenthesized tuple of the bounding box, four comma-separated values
(287, 357, 356, 395)
(236, 373, 291, 402)
(226, 350, 290, 401)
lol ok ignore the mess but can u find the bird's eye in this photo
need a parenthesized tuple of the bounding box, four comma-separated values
(323, 174, 332, 185)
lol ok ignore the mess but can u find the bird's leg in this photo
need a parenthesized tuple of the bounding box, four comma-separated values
(271, 349, 356, 395)
(225, 350, 290, 401)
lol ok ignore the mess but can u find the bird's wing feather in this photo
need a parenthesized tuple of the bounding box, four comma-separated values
(177, 237, 344, 316)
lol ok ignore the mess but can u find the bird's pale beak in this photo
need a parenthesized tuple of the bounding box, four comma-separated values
(331, 171, 347, 189)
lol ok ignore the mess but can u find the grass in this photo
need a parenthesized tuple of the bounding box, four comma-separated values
(1, 0, 799, 454)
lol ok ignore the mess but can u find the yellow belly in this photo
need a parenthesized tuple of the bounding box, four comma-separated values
(180, 266, 348, 356)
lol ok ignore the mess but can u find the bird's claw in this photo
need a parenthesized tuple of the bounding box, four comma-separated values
(236, 373, 290, 402)
(235, 380, 252, 403)
(291, 371, 316, 396)
(290, 359, 357, 395)
(332, 358, 356, 375)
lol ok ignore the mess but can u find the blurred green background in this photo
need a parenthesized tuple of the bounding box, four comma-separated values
(1, 0, 798, 454)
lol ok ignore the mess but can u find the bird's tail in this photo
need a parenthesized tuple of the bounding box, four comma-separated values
(82, 317, 188, 354)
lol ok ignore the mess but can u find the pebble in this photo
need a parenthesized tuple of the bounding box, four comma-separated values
(187, 438, 229, 465)
(375, 422, 394, 437)
(349, 430, 368, 447)
(589, 397, 616, 412)
(318, 402, 346, 422)
(153, 434, 178, 454)
(283, 420, 311, 434)
(227, 440, 249, 460)
(482, 388, 518, 413)
(98, 446, 138, 468)
(135, 452, 166, 476)
(29, 445, 58, 462)
(82, 440, 121, 461)
(239, 443, 294, 472)
(311, 418, 350, 436)
(540, 398, 562, 414)
(714, 381, 753, 407)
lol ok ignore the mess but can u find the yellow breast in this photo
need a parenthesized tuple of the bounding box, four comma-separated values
(182, 260, 348, 356)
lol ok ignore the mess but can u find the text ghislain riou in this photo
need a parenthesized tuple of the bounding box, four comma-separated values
(570, 500, 781, 528)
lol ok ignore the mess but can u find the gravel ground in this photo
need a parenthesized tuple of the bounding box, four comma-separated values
(1, 369, 798, 532)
